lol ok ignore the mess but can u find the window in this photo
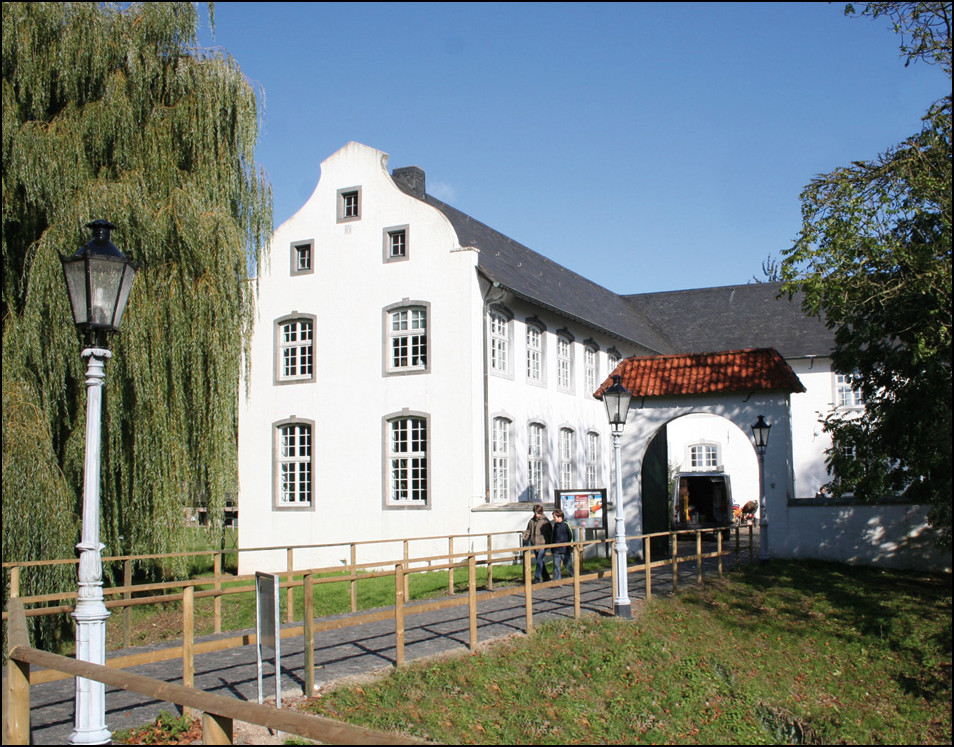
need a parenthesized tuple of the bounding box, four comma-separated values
(491, 417, 512, 502)
(526, 324, 544, 383)
(337, 186, 361, 222)
(607, 348, 621, 376)
(276, 422, 312, 508)
(559, 428, 575, 489)
(386, 303, 428, 374)
(585, 432, 600, 488)
(290, 240, 314, 276)
(584, 345, 598, 395)
(388, 415, 428, 504)
(690, 444, 719, 469)
(835, 374, 864, 408)
(528, 422, 546, 502)
(276, 316, 315, 384)
(384, 226, 409, 262)
(557, 336, 573, 391)
(489, 309, 511, 375)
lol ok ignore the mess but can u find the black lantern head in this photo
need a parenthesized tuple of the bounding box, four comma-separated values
(751, 415, 771, 455)
(603, 374, 633, 433)
(60, 220, 138, 347)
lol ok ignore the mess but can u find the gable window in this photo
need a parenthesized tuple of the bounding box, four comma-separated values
(526, 324, 544, 383)
(527, 422, 546, 502)
(387, 415, 428, 505)
(557, 335, 573, 392)
(489, 308, 512, 376)
(491, 417, 512, 502)
(337, 186, 361, 222)
(384, 225, 409, 262)
(559, 428, 575, 489)
(690, 444, 719, 469)
(275, 421, 313, 508)
(290, 240, 314, 276)
(276, 316, 315, 384)
(835, 373, 864, 408)
(585, 431, 600, 488)
(385, 303, 429, 374)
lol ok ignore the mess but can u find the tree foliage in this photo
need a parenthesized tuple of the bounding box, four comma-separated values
(2, 0, 272, 623)
(782, 3, 952, 546)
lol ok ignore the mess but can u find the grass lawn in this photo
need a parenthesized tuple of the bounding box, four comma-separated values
(301, 560, 951, 745)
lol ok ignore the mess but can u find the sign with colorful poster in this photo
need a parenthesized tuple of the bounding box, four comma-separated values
(554, 489, 608, 531)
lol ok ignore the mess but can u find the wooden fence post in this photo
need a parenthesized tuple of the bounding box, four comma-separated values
(303, 573, 315, 697)
(213, 552, 222, 634)
(182, 585, 195, 718)
(447, 537, 455, 595)
(403, 540, 410, 601)
(572, 544, 581, 620)
(696, 531, 704, 584)
(9, 565, 20, 598)
(523, 549, 534, 636)
(4, 599, 30, 745)
(286, 548, 294, 623)
(717, 531, 724, 576)
(123, 558, 132, 649)
(486, 534, 494, 590)
(468, 555, 478, 651)
(350, 544, 358, 613)
(644, 536, 652, 601)
(394, 563, 405, 668)
(201, 712, 233, 745)
(672, 532, 679, 593)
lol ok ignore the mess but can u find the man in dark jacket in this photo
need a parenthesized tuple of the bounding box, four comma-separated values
(550, 509, 574, 580)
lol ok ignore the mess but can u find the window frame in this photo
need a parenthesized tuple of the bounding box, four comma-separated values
(491, 415, 514, 503)
(525, 319, 546, 386)
(488, 305, 514, 379)
(336, 186, 362, 223)
(290, 240, 314, 276)
(585, 431, 601, 489)
(559, 427, 575, 489)
(383, 411, 430, 508)
(273, 418, 315, 511)
(556, 332, 574, 393)
(834, 373, 865, 409)
(583, 342, 599, 396)
(527, 421, 548, 503)
(274, 314, 317, 385)
(383, 300, 430, 376)
(383, 225, 409, 263)
(689, 443, 720, 470)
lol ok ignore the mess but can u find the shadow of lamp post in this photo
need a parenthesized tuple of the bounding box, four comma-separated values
(751, 415, 772, 563)
(60, 220, 138, 745)
(603, 374, 634, 618)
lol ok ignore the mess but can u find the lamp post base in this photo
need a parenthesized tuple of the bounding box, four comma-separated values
(614, 601, 632, 618)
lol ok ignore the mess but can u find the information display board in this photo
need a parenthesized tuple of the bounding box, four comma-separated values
(554, 489, 608, 531)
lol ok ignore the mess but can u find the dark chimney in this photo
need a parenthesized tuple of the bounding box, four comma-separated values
(392, 166, 426, 199)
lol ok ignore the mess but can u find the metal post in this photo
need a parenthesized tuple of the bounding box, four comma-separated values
(758, 450, 768, 562)
(612, 431, 631, 618)
(70, 348, 112, 745)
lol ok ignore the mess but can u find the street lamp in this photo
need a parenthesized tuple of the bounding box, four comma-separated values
(60, 220, 138, 745)
(603, 374, 633, 618)
(750, 415, 771, 563)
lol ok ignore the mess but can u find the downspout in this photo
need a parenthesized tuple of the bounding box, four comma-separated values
(481, 279, 508, 503)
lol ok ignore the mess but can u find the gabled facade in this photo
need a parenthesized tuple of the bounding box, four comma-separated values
(238, 142, 948, 573)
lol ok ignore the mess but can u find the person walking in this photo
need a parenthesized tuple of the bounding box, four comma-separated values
(523, 504, 552, 582)
(550, 509, 575, 580)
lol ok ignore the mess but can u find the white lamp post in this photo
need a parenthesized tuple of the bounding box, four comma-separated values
(603, 374, 634, 618)
(60, 220, 138, 745)
(750, 415, 771, 563)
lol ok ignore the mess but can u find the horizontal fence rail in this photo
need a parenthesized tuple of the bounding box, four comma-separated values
(3, 525, 755, 743)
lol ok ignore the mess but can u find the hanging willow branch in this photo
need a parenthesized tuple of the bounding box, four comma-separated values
(2, 2, 272, 613)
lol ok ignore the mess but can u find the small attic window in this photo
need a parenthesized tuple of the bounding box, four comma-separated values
(290, 240, 314, 275)
(337, 187, 361, 222)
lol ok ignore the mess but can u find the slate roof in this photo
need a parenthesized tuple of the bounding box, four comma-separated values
(595, 348, 807, 399)
(423, 195, 676, 354)
(623, 283, 835, 359)
(392, 168, 833, 360)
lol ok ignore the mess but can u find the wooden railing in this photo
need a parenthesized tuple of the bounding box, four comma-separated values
(2, 599, 425, 745)
(2, 525, 754, 743)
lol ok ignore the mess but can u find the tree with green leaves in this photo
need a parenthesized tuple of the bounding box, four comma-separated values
(782, 2, 951, 547)
(2, 2, 272, 643)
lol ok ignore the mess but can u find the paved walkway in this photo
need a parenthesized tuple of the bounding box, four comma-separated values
(20, 537, 756, 744)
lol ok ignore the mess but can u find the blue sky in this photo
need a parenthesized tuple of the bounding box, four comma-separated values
(196, 2, 948, 294)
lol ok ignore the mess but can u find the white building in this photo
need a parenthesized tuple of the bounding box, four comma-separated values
(237, 142, 948, 573)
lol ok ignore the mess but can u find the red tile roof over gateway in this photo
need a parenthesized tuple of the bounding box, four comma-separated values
(596, 348, 806, 398)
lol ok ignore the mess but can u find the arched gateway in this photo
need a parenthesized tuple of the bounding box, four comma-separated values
(596, 348, 805, 558)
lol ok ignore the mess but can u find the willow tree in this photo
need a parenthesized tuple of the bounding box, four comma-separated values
(2, 1, 272, 624)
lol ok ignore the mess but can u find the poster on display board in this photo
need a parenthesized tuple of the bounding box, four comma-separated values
(554, 489, 608, 532)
